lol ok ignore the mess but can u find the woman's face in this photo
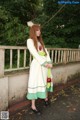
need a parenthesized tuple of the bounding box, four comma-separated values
(35, 29, 41, 37)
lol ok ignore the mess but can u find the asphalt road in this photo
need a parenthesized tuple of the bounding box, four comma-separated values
(10, 83, 80, 120)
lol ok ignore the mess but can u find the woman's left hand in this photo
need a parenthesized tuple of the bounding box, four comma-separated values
(47, 64, 53, 68)
(49, 64, 53, 68)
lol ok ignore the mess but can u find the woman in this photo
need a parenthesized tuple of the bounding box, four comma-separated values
(26, 22, 53, 115)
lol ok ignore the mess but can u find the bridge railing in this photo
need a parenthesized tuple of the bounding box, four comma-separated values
(0, 46, 80, 76)
(48, 48, 80, 64)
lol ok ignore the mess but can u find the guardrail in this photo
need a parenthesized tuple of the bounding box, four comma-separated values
(0, 46, 80, 76)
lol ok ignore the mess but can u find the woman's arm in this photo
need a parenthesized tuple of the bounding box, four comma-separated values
(45, 48, 52, 64)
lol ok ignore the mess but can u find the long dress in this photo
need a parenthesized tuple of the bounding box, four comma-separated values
(26, 38, 53, 100)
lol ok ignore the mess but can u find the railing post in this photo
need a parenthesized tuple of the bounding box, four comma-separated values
(63, 50, 67, 64)
(0, 49, 5, 77)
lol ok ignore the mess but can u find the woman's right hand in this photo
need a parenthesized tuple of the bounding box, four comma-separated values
(45, 63, 52, 68)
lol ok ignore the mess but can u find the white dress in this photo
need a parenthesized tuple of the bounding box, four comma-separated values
(26, 38, 53, 100)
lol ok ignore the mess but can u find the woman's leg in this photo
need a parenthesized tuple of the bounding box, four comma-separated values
(44, 92, 50, 106)
(45, 92, 48, 101)
(31, 99, 37, 110)
(31, 99, 41, 115)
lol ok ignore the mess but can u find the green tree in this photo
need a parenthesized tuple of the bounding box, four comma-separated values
(41, 0, 80, 48)
(0, 6, 29, 45)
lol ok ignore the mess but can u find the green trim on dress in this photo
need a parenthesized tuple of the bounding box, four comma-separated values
(27, 91, 47, 100)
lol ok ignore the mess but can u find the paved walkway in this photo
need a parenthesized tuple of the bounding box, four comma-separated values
(10, 83, 80, 120)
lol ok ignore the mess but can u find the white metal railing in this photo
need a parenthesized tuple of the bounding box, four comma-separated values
(0, 46, 80, 76)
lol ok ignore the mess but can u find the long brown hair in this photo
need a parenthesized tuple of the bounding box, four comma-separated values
(29, 24, 47, 55)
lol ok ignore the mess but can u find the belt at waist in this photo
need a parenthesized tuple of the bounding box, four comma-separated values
(33, 51, 46, 59)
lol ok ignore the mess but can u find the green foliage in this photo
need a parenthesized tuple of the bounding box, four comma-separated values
(0, 0, 80, 48)
(0, 0, 41, 46)
(34, 1, 80, 48)
(0, 6, 29, 45)
(43, 0, 58, 16)
(0, 0, 40, 23)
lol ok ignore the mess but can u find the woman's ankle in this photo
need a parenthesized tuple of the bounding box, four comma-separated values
(45, 97, 48, 101)
(31, 106, 37, 110)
